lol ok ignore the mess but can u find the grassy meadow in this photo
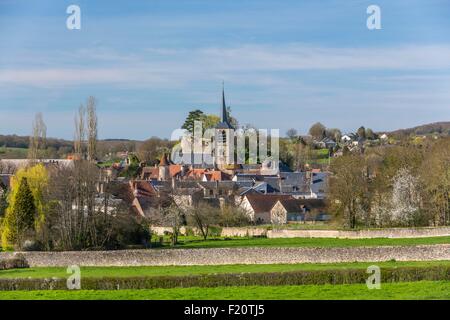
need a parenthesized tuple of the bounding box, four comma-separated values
(158, 235, 450, 249)
(1, 281, 449, 300)
(1, 260, 450, 279)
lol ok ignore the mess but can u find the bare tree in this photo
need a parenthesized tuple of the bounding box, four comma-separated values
(186, 202, 221, 240)
(74, 105, 85, 159)
(309, 122, 326, 140)
(28, 113, 47, 160)
(86, 96, 98, 161)
(328, 154, 368, 229)
(160, 203, 185, 246)
(46, 161, 122, 250)
(421, 138, 450, 226)
(218, 204, 251, 227)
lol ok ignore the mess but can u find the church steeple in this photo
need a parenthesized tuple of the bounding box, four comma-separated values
(221, 82, 228, 123)
(216, 82, 234, 129)
(214, 82, 234, 169)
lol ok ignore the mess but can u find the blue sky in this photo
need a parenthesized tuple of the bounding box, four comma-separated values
(1, 0, 450, 139)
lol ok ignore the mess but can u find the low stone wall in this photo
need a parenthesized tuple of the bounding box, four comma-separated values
(151, 226, 198, 236)
(221, 227, 267, 237)
(152, 226, 450, 239)
(267, 227, 450, 239)
(1, 244, 449, 267)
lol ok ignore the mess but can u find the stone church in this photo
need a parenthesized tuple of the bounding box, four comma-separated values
(213, 86, 235, 169)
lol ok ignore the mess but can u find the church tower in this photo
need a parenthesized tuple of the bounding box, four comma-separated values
(158, 153, 170, 181)
(214, 84, 234, 169)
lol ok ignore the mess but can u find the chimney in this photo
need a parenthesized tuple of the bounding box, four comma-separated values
(181, 164, 188, 176)
(172, 177, 176, 190)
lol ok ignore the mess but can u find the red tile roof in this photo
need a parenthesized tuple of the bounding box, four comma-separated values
(203, 170, 231, 181)
(185, 168, 208, 179)
(130, 180, 157, 197)
(159, 154, 170, 166)
(141, 167, 159, 180)
(169, 164, 182, 178)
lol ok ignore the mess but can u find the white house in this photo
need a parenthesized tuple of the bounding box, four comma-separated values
(341, 134, 353, 143)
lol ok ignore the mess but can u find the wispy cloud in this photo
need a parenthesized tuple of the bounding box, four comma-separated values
(2, 44, 450, 89)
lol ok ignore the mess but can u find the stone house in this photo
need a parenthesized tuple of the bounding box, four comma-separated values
(239, 194, 294, 224)
(239, 193, 328, 224)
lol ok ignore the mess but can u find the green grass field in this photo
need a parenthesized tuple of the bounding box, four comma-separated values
(2, 235, 449, 252)
(0, 147, 28, 158)
(1, 260, 449, 279)
(305, 148, 330, 165)
(162, 235, 450, 249)
(1, 281, 449, 300)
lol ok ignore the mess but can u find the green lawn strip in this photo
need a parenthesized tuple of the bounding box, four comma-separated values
(1, 260, 449, 279)
(0, 281, 449, 300)
(168, 235, 450, 249)
(0, 147, 28, 158)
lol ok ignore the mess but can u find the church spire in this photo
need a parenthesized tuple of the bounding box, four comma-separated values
(215, 81, 234, 129)
(221, 81, 228, 124)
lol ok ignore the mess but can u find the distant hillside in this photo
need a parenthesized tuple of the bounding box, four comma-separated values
(0, 134, 72, 149)
(387, 122, 450, 138)
(0, 135, 140, 159)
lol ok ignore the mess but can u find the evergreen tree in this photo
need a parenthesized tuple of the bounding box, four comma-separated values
(365, 128, 375, 140)
(357, 126, 366, 139)
(1, 177, 36, 248)
(181, 109, 205, 133)
(0, 190, 7, 217)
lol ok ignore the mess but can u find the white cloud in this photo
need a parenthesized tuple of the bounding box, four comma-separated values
(2, 44, 450, 88)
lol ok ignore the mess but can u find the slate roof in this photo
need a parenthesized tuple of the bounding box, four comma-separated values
(198, 181, 239, 191)
(245, 194, 294, 213)
(278, 162, 293, 173)
(311, 172, 328, 195)
(295, 198, 326, 210)
(263, 172, 310, 194)
(237, 187, 261, 196)
(233, 173, 265, 182)
(275, 199, 304, 213)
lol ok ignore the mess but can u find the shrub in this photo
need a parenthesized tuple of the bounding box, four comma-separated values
(0, 265, 448, 291)
(22, 240, 43, 251)
(208, 226, 222, 237)
(184, 227, 195, 237)
(0, 254, 29, 270)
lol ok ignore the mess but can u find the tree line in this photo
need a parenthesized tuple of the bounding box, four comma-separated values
(328, 138, 450, 228)
(0, 97, 149, 251)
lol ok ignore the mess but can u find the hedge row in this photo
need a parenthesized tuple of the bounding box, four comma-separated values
(1, 266, 449, 291)
(0, 255, 29, 271)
